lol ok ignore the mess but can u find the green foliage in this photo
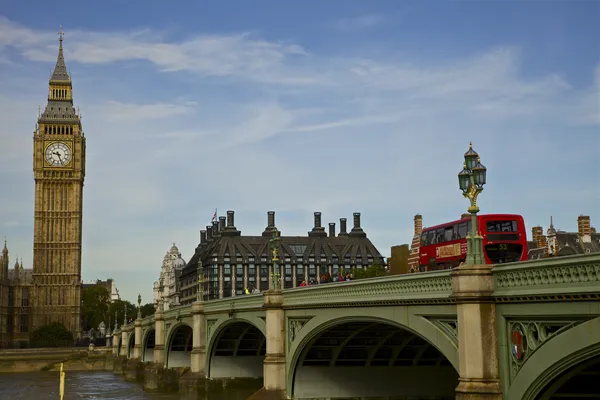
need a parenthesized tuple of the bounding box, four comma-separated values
(351, 263, 387, 280)
(140, 303, 156, 318)
(81, 286, 111, 331)
(30, 322, 74, 348)
(108, 299, 136, 326)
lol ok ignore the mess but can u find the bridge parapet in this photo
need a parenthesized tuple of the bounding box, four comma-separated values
(204, 293, 264, 314)
(493, 253, 600, 301)
(283, 269, 453, 308)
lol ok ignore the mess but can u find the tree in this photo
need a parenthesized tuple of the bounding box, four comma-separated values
(140, 302, 156, 318)
(81, 286, 111, 331)
(108, 299, 136, 327)
(30, 322, 74, 348)
(351, 263, 387, 280)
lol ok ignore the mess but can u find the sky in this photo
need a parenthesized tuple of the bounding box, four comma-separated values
(0, 0, 598, 304)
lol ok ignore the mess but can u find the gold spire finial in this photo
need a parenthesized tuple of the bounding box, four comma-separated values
(58, 25, 64, 43)
(469, 142, 473, 148)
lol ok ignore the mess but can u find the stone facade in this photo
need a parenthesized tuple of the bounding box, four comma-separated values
(153, 243, 186, 310)
(0, 241, 33, 348)
(407, 214, 423, 272)
(528, 215, 599, 259)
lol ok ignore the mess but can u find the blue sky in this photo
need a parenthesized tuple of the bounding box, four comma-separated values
(0, 1, 598, 304)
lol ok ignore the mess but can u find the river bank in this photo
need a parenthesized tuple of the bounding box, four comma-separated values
(0, 346, 113, 373)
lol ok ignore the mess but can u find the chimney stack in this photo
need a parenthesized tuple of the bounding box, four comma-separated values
(200, 230, 207, 244)
(212, 220, 219, 236)
(329, 223, 336, 237)
(268, 211, 275, 227)
(531, 226, 546, 249)
(219, 216, 226, 232)
(309, 212, 327, 237)
(349, 212, 366, 237)
(414, 214, 423, 236)
(206, 225, 213, 241)
(314, 212, 322, 228)
(578, 215, 592, 237)
(227, 210, 235, 227)
(339, 218, 348, 236)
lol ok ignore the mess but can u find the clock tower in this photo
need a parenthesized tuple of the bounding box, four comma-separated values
(32, 27, 85, 337)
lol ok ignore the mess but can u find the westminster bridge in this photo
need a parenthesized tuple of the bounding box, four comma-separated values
(113, 253, 600, 399)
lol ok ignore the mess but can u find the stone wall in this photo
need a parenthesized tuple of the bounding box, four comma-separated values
(0, 346, 113, 373)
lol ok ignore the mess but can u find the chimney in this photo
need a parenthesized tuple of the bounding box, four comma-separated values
(212, 220, 219, 236)
(531, 226, 546, 249)
(578, 215, 592, 236)
(219, 216, 226, 232)
(339, 218, 348, 236)
(353, 213, 361, 229)
(314, 212, 322, 228)
(349, 212, 366, 237)
(268, 211, 275, 228)
(414, 214, 423, 236)
(206, 225, 213, 241)
(329, 223, 336, 237)
(227, 210, 235, 227)
(200, 230, 207, 244)
(309, 212, 327, 237)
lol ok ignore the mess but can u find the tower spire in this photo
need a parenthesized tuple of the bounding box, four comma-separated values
(51, 25, 70, 82)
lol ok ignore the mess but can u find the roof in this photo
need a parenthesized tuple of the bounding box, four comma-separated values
(50, 36, 70, 83)
(528, 232, 600, 259)
(7, 268, 33, 284)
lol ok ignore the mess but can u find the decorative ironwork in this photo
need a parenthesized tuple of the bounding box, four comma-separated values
(507, 319, 588, 380)
(270, 229, 281, 290)
(206, 320, 217, 340)
(428, 318, 459, 343)
(288, 318, 311, 346)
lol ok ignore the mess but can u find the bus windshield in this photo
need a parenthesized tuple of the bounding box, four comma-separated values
(486, 220, 518, 233)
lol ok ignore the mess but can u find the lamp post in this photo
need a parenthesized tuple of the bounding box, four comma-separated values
(458, 142, 487, 266)
(269, 229, 281, 290)
(114, 311, 118, 330)
(123, 303, 127, 326)
(196, 260, 204, 302)
(158, 277, 165, 312)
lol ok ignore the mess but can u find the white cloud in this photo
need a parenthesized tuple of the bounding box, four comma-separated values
(0, 16, 598, 303)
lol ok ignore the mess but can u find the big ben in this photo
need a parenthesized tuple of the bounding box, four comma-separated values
(32, 27, 85, 337)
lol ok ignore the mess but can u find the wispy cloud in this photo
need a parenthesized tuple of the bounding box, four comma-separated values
(0, 15, 598, 303)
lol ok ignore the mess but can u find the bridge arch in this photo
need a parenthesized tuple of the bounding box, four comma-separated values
(206, 316, 266, 379)
(287, 310, 459, 399)
(126, 332, 135, 359)
(507, 316, 600, 400)
(142, 328, 155, 362)
(166, 322, 193, 368)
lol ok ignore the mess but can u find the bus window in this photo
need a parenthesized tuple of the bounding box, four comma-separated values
(486, 220, 518, 232)
(436, 228, 444, 244)
(421, 232, 429, 246)
(444, 227, 453, 242)
(429, 230, 437, 244)
(458, 223, 468, 239)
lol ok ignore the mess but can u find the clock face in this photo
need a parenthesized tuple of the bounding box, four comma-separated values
(45, 142, 72, 167)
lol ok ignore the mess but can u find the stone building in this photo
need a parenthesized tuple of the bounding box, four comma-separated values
(407, 214, 423, 273)
(177, 211, 385, 304)
(528, 215, 599, 259)
(82, 279, 120, 302)
(153, 243, 186, 310)
(0, 241, 33, 348)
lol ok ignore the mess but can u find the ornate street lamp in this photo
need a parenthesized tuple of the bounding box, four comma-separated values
(114, 310, 118, 330)
(269, 229, 281, 290)
(137, 294, 142, 319)
(196, 260, 204, 302)
(123, 302, 127, 326)
(158, 277, 165, 312)
(458, 142, 487, 265)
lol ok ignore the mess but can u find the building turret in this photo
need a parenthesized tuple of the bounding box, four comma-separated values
(1, 239, 8, 280)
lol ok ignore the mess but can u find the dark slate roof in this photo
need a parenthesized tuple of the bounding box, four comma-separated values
(40, 100, 79, 122)
(51, 38, 70, 83)
(527, 232, 600, 259)
(180, 212, 385, 279)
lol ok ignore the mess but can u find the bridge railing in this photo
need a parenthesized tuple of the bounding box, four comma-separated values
(282, 269, 453, 308)
(492, 253, 600, 300)
(204, 293, 264, 314)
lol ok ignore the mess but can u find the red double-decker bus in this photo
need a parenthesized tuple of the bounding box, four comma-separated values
(418, 213, 528, 271)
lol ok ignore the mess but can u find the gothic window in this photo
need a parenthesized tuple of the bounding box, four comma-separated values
(8, 288, 14, 307)
(21, 288, 28, 307)
(20, 314, 28, 333)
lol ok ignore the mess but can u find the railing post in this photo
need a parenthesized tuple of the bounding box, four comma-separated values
(133, 318, 142, 359)
(451, 264, 502, 399)
(190, 301, 206, 374)
(154, 309, 166, 365)
(249, 289, 287, 399)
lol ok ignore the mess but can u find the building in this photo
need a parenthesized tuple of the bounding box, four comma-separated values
(82, 279, 120, 302)
(177, 211, 385, 305)
(528, 215, 599, 259)
(0, 242, 33, 348)
(153, 243, 186, 310)
(388, 244, 410, 275)
(0, 29, 86, 347)
(407, 214, 423, 272)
